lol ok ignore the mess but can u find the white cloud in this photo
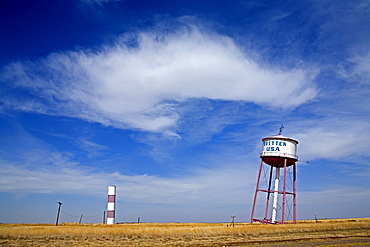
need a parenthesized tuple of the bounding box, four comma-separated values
(338, 52, 370, 84)
(293, 120, 370, 160)
(0, 156, 253, 207)
(298, 187, 370, 219)
(1, 27, 317, 135)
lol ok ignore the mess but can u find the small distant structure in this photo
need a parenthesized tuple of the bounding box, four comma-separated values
(230, 216, 236, 227)
(250, 126, 300, 224)
(107, 185, 116, 225)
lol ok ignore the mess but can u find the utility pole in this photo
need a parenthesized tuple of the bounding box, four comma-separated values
(103, 211, 106, 224)
(230, 215, 236, 227)
(79, 214, 83, 224)
(55, 202, 62, 226)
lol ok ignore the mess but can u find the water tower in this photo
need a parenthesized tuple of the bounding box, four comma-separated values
(107, 185, 116, 225)
(250, 127, 299, 224)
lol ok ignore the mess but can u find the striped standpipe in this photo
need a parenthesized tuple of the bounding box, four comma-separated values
(107, 185, 116, 225)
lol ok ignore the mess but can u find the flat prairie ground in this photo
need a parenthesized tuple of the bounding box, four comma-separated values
(0, 218, 369, 246)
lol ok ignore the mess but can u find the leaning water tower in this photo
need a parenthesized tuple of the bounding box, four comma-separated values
(250, 126, 299, 224)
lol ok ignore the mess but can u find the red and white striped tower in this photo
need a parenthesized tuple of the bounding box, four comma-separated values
(250, 132, 299, 224)
(107, 185, 116, 225)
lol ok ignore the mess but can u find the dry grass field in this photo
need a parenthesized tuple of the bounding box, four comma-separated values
(0, 218, 369, 246)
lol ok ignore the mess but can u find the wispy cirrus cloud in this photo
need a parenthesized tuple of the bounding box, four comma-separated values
(0, 149, 252, 207)
(0, 27, 317, 136)
(338, 51, 370, 84)
(293, 120, 370, 160)
(298, 187, 370, 219)
(0, 121, 252, 205)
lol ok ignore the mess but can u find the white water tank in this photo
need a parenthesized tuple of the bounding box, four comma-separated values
(260, 134, 299, 167)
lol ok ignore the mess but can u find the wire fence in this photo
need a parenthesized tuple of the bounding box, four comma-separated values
(59, 209, 104, 223)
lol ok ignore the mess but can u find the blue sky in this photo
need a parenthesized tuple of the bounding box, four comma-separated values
(0, 0, 369, 223)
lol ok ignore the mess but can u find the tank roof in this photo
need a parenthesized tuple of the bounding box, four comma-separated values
(262, 134, 299, 144)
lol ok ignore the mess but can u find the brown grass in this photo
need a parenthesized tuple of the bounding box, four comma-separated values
(0, 218, 369, 246)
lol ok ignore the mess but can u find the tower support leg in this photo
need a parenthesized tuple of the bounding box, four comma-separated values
(264, 166, 273, 220)
(282, 159, 287, 224)
(271, 167, 280, 223)
(293, 164, 297, 223)
(250, 160, 264, 223)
